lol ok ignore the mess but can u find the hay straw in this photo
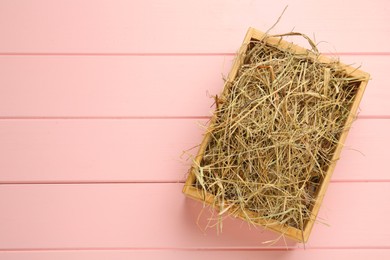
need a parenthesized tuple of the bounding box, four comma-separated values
(192, 34, 361, 232)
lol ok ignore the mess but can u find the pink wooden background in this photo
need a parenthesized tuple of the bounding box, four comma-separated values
(0, 0, 389, 259)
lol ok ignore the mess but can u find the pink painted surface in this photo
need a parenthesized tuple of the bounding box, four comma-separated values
(0, 0, 389, 259)
(0, 119, 388, 182)
(0, 55, 388, 117)
(2, 250, 390, 260)
(1, 183, 389, 249)
(0, 0, 389, 53)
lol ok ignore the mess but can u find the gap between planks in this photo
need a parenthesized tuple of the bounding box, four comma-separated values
(1, 246, 390, 252)
(0, 180, 389, 185)
(0, 116, 212, 120)
(0, 116, 388, 120)
(0, 52, 390, 56)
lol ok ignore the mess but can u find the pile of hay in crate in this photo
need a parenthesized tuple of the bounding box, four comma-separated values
(183, 28, 369, 242)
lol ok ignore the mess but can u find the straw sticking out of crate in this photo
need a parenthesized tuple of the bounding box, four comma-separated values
(183, 28, 370, 242)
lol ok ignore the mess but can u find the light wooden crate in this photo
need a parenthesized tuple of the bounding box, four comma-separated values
(183, 27, 370, 242)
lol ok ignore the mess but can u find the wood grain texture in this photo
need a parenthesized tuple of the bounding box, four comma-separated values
(0, 119, 387, 183)
(0, 55, 384, 117)
(0, 183, 389, 249)
(0, 0, 388, 53)
(1, 250, 390, 260)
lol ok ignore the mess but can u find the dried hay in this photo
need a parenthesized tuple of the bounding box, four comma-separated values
(191, 33, 362, 234)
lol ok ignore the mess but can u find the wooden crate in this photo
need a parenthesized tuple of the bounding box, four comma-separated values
(182, 27, 370, 243)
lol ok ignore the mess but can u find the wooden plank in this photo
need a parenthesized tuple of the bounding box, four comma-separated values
(0, 119, 203, 183)
(0, 55, 229, 117)
(0, 55, 384, 117)
(0, 0, 388, 53)
(0, 119, 386, 183)
(0, 182, 389, 249)
(1, 249, 390, 260)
